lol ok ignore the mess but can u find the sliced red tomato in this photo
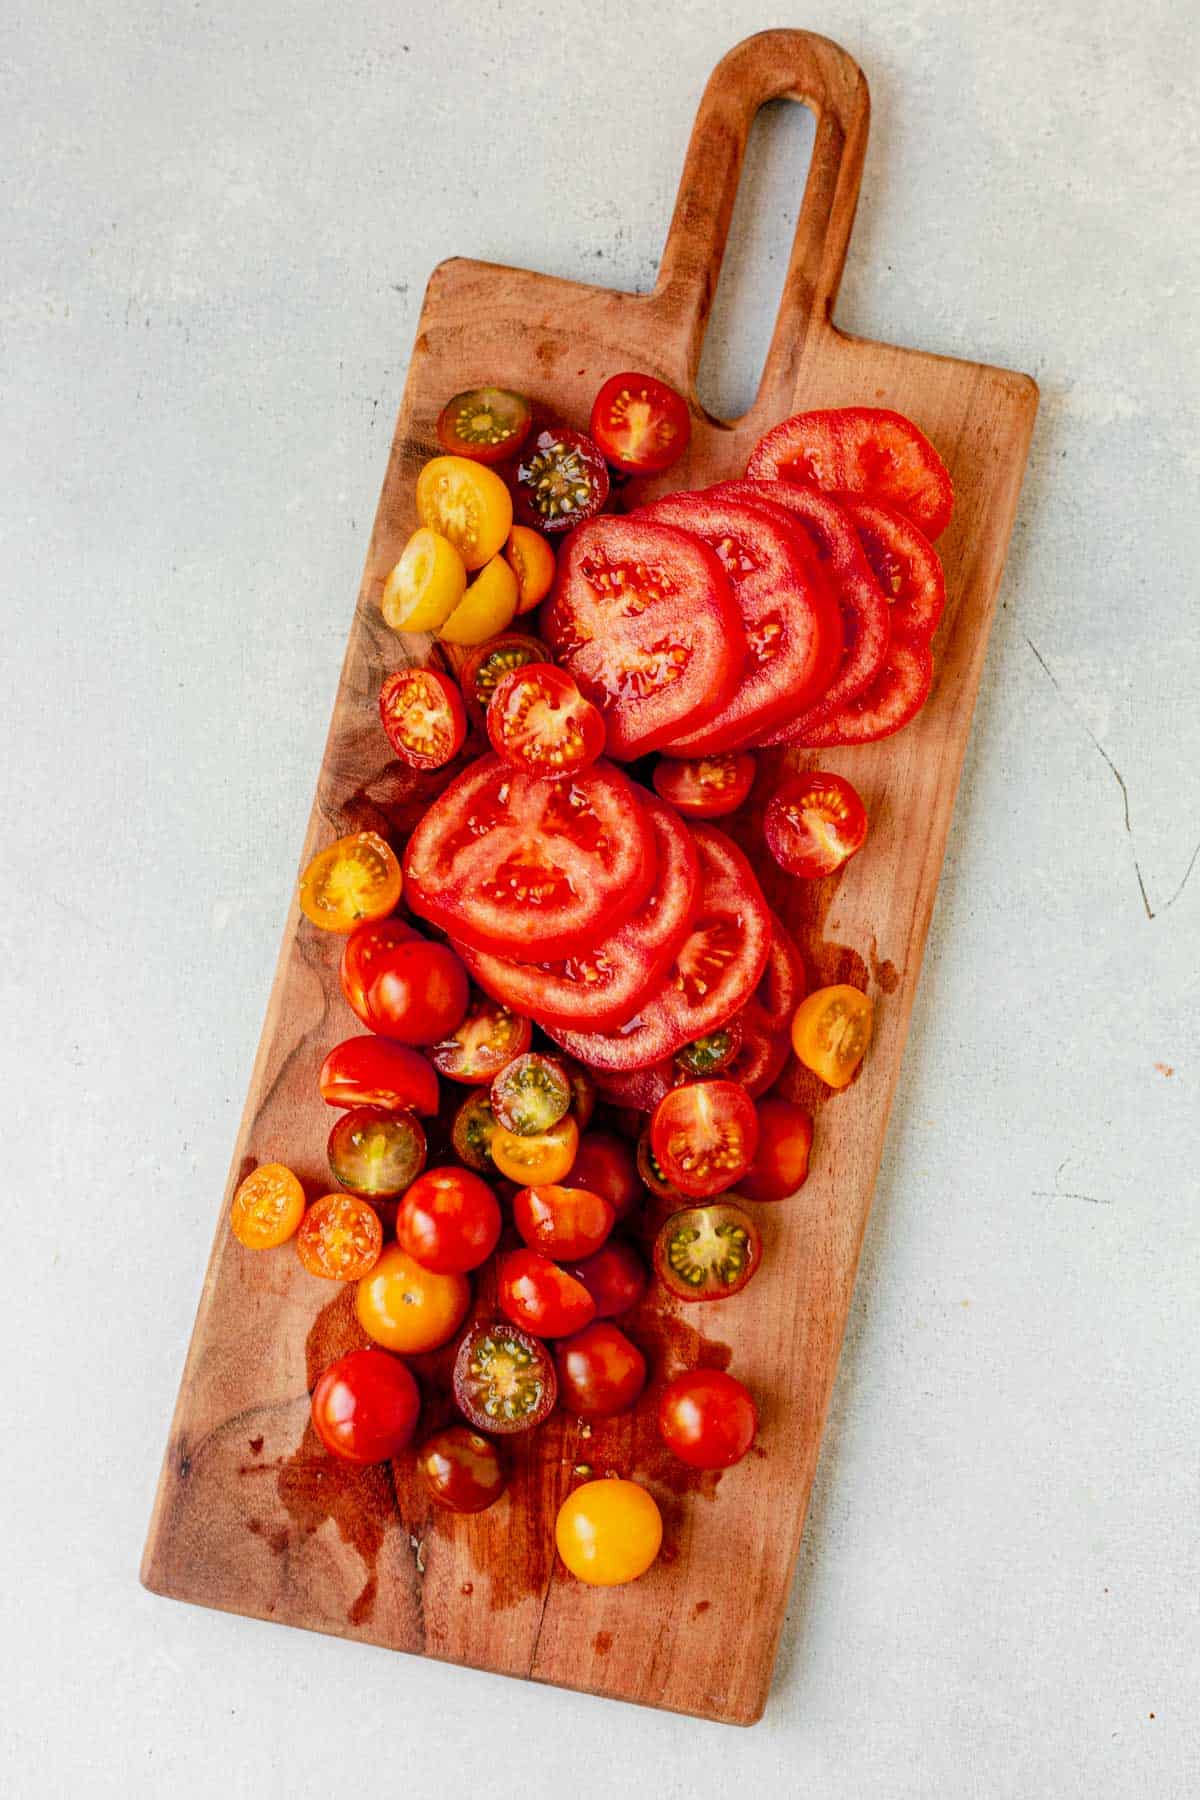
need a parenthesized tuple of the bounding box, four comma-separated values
(723, 1004, 791, 1097)
(378, 668, 467, 770)
(453, 797, 697, 1031)
(840, 496, 946, 643)
(319, 1036, 440, 1115)
(547, 824, 771, 1072)
(650, 1080, 759, 1198)
(514, 427, 610, 534)
(651, 753, 756, 818)
(746, 406, 954, 539)
(541, 515, 744, 759)
(497, 1248, 597, 1337)
(589, 371, 691, 474)
(790, 636, 935, 747)
(642, 490, 843, 753)
(430, 992, 531, 1084)
(458, 631, 551, 727)
(339, 918, 419, 1030)
(487, 662, 605, 778)
(765, 772, 869, 877)
(403, 753, 656, 961)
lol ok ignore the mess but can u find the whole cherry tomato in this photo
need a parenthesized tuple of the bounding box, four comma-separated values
(311, 1348, 420, 1466)
(569, 1129, 642, 1220)
(555, 1479, 662, 1585)
(739, 1098, 814, 1201)
(657, 1369, 758, 1469)
(554, 1322, 646, 1418)
(512, 1184, 615, 1260)
(356, 1243, 471, 1353)
(395, 1166, 502, 1273)
(497, 1248, 596, 1338)
(417, 1425, 507, 1512)
(649, 1080, 759, 1198)
(564, 1238, 647, 1319)
(504, 525, 556, 613)
(364, 938, 470, 1045)
(319, 1036, 440, 1115)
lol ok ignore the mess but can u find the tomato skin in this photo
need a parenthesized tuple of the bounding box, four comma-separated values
(555, 1479, 662, 1586)
(299, 831, 403, 934)
(652, 753, 756, 818)
(564, 1238, 647, 1318)
(395, 1166, 502, 1273)
(356, 1243, 471, 1353)
(723, 1004, 790, 1098)
(555, 1321, 646, 1418)
(513, 1184, 615, 1260)
(490, 1114, 578, 1185)
(515, 427, 610, 534)
(739, 1099, 813, 1201)
(378, 668, 467, 771)
(381, 528, 467, 633)
(459, 631, 551, 726)
(438, 553, 520, 646)
(327, 1106, 427, 1199)
(417, 1425, 507, 1512)
(653, 1201, 762, 1302)
(568, 1130, 642, 1220)
(319, 1036, 440, 1115)
(362, 938, 470, 1045)
(657, 1369, 757, 1470)
(636, 1130, 686, 1203)
(650, 1080, 759, 1199)
(297, 1192, 384, 1281)
(590, 371, 691, 474)
(311, 1349, 421, 1466)
(450, 1089, 499, 1172)
(504, 525, 556, 613)
(746, 406, 954, 540)
(764, 772, 868, 879)
(416, 455, 513, 571)
(230, 1163, 306, 1250)
(453, 1320, 557, 1433)
(430, 995, 532, 1085)
(487, 663, 606, 779)
(437, 387, 532, 465)
(791, 984, 873, 1088)
(340, 919, 420, 1030)
(497, 1248, 596, 1337)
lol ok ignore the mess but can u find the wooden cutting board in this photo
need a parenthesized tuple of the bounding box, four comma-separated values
(142, 28, 1037, 1724)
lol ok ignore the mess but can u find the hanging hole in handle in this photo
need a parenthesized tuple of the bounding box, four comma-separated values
(694, 98, 817, 425)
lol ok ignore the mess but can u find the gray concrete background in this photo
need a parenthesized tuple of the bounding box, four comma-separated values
(2, 1, 1197, 1794)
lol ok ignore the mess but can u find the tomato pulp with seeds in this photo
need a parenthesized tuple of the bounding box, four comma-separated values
(487, 663, 605, 779)
(497, 1247, 596, 1337)
(490, 1113, 579, 1185)
(356, 1243, 471, 1353)
(453, 1321, 557, 1433)
(429, 992, 531, 1083)
(417, 1425, 507, 1512)
(231, 1163, 305, 1250)
(653, 1201, 762, 1301)
(513, 1184, 615, 1260)
(339, 918, 419, 1031)
(459, 631, 551, 725)
(650, 1080, 759, 1198)
(792, 984, 873, 1088)
(450, 1089, 498, 1171)
(311, 1349, 421, 1466)
(637, 1130, 685, 1201)
(504, 526, 556, 613)
(676, 1022, 742, 1077)
(565, 1237, 646, 1317)
(299, 832, 403, 933)
(765, 772, 869, 879)
(296, 1192, 384, 1281)
(555, 1321, 647, 1418)
(541, 515, 744, 758)
(795, 636, 934, 748)
(319, 1037, 440, 1115)
(841, 496, 947, 644)
(514, 427, 609, 533)
(746, 406, 954, 540)
(556, 1480, 662, 1586)
(395, 1166, 502, 1273)
(490, 1052, 572, 1136)
(658, 1369, 758, 1470)
(436, 386, 532, 465)
(740, 1098, 814, 1202)
(327, 1107, 427, 1199)
(403, 753, 656, 962)
(651, 752, 756, 818)
(590, 371, 691, 474)
(378, 668, 467, 771)
(416, 455, 513, 570)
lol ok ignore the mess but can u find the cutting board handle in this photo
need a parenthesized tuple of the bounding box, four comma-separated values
(653, 29, 869, 420)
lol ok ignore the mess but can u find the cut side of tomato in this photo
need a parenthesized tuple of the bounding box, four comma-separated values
(746, 406, 954, 540)
(504, 526, 556, 613)
(723, 1003, 791, 1098)
(791, 983, 873, 1088)
(450, 1089, 498, 1171)
(487, 663, 605, 779)
(430, 992, 532, 1084)
(378, 668, 467, 770)
(230, 1163, 305, 1250)
(458, 631, 551, 727)
(299, 832, 403, 934)
(490, 1052, 572, 1136)
(416, 455, 513, 570)
(650, 1080, 759, 1198)
(751, 913, 806, 1035)
(653, 1201, 762, 1301)
(490, 1113, 579, 1185)
(454, 1321, 557, 1434)
(841, 496, 947, 644)
(296, 1191, 384, 1281)
(765, 771, 869, 878)
(327, 1106, 427, 1198)
(515, 427, 610, 534)
(651, 752, 756, 818)
(541, 515, 744, 759)
(790, 636, 934, 747)
(589, 371, 691, 474)
(437, 386, 532, 465)
(676, 1021, 742, 1077)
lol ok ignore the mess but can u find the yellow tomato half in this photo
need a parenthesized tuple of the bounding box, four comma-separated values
(381, 528, 467, 633)
(356, 1244, 470, 1353)
(490, 1114, 578, 1184)
(230, 1163, 305, 1250)
(555, 1479, 663, 1586)
(299, 832, 402, 933)
(791, 984, 873, 1089)
(504, 525, 556, 613)
(416, 456, 512, 571)
(437, 553, 519, 646)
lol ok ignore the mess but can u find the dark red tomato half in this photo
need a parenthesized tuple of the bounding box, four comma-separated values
(791, 636, 934, 748)
(311, 1348, 420, 1465)
(379, 668, 467, 770)
(590, 371, 691, 474)
(765, 772, 869, 879)
(514, 427, 610, 534)
(568, 1130, 642, 1220)
(459, 631, 551, 727)
(497, 1248, 597, 1338)
(487, 663, 605, 779)
(363, 937, 470, 1044)
(430, 993, 532, 1084)
(555, 1321, 647, 1418)
(739, 1098, 814, 1202)
(564, 1237, 647, 1318)
(417, 1424, 507, 1512)
(453, 1320, 557, 1434)
(657, 1369, 758, 1470)
(746, 406, 954, 540)
(653, 1201, 762, 1302)
(437, 386, 532, 465)
(395, 1166, 502, 1273)
(319, 1036, 440, 1115)
(650, 1080, 759, 1198)
(652, 753, 756, 818)
(340, 918, 420, 1030)
(513, 1184, 615, 1260)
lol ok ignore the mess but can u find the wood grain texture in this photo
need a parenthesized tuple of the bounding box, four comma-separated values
(142, 29, 1037, 1724)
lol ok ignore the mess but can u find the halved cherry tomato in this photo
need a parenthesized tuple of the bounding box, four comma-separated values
(299, 831, 402, 933)
(297, 1192, 384, 1281)
(650, 1081, 758, 1198)
(555, 1479, 662, 1586)
(791, 984, 873, 1088)
(339, 918, 419, 1030)
(438, 552, 519, 645)
(513, 1184, 615, 1260)
(430, 994, 532, 1085)
(676, 1022, 742, 1077)
(504, 526, 557, 614)
(311, 1349, 420, 1465)
(652, 753, 755, 818)
(459, 631, 551, 725)
(490, 1052, 571, 1136)
(657, 1369, 757, 1469)
(487, 663, 605, 779)
(437, 387, 532, 465)
(515, 427, 610, 534)
(362, 938, 470, 1045)
(497, 1247, 596, 1337)
(765, 772, 868, 878)
(381, 527, 467, 633)
(653, 1201, 762, 1302)
(356, 1243, 471, 1352)
(590, 371, 690, 474)
(739, 1098, 813, 1202)
(747, 406, 954, 540)
(327, 1107, 427, 1198)
(416, 455, 513, 571)
(569, 1130, 642, 1220)
(319, 1036, 440, 1115)
(453, 1320, 557, 1433)
(230, 1163, 305, 1250)
(418, 1425, 507, 1512)
(565, 1237, 646, 1317)
(555, 1321, 646, 1418)
(450, 1089, 498, 1172)
(490, 1114, 578, 1185)
(379, 668, 467, 770)
(395, 1166, 502, 1273)
(637, 1130, 685, 1202)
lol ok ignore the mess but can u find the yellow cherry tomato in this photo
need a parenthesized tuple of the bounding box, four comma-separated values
(504, 525, 556, 614)
(490, 1114, 578, 1184)
(555, 1479, 663, 1586)
(416, 455, 512, 572)
(381, 527, 467, 633)
(355, 1243, 470, 1353)
(437, 554, 519, 646)
(230, 1163, 305, 1250)
(791, 984, 873, 1089)
(299, 831, 402, 933)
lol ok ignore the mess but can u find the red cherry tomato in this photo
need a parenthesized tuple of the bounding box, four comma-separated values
(590, 371, 691, 474)
(555, 1321, 647, 1418)
(653, 1201, 762, 1302)
(568, 1130, 642, 1220)
(564, 1238, 647, 1318)
(361, 938, 470, 1044)
(311, 1349, 420, 1465)
(487, 663, 605, 779)
(652, 753, 756, 818)
(747, 405, 954, 540)
(417, 1425, 507, 1512)
(512, 1184, 615, 1260)
(395, 1166, 502, 1273)
(649, 1080, 759, 1199)
(430, 993, 532, 1084)
(378, 668, 467, 770)
(319, 1036, 440, 1115)
(339, 918, 419, 1030)
(453, 1320, 558, 1433)
(514, 426, 610, 534)
(657, 1369, 757, 1469)
(764, 772, 868, 878)
(458, 631, 551, 727)
(739, 1098, 814, 1202)
(497, 1248, 596, 1338)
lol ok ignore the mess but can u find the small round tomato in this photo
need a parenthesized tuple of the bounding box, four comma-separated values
(230, 1162, 305, 1250)
(364, 938, 470, 1045)
(676, 1023, 742, 1078)
(395, 1166, 502, 1273)
(416, 455, 513, 571)
(764, 772, 869, 878)
(653, 1201, 762, 1302)
(339, 918, 419, 1030)
(431, 995, 532, 1085)
(459, 631, 550, 725)
(564, 1238, 646, 1318)
(453, 1320, 557, 1433)
(379, 668, 467, 770)
(417, 1425, 507, 1512)
(490, 1114, 578, 1185)
(791, 984, 873, 1088)
(513, 1184, 615, 1260)
(657, 1369, 757, 1470)
(739, 1098, 814, 1202)
(356, 1243, 471, 1352)
(486, 663, 605, 779)
(590, 372, 690, 474)
(562, 1059, 596, 1130)
(652, 753, 755, 818)
(504, 525, 556, 613)
(490, 1051, 572, 1136)
(438, 552, 519, 645)
(555, 1321, 646, 1419)
(299, 831, 402, 933)
(437, 386, 532, 465)
(514, 427, 610, 534)
(381, 527, 467, 632)
(319, 1036, 440, 1115)
(555, 1479, 662, 1586)
(297, 1191, 384, 1281)
(497, 1247, 596, 1337)
(650, 1081, 759, 1199)
(569, 1130, 641, 1219)
(450, 1089, 498, 1172)
(311, 1348, 420, 1466)
(327, 1107, 427, 1198)
(636, 1130, 685, 1203)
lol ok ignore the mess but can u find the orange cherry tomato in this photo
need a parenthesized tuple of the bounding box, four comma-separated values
(356, 1243, 471, 1353)
(381, 527, 467, 632)
(437, 553, 519, 646)
(791, 984, 873, 1088)
(416, 456, 512, 572)
(230, 1163, 305, 1250)
(296, 1192, 384, 1281)
(490, 1114, 578, 1184)
(299, 832, 402, 934)
(555, 1478, 663, 1586)
(504, 525, 556, 613)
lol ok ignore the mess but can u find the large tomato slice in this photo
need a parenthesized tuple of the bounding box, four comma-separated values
(789, 637, 934, 747)
(722, 911, 804, 1096)
(746, 406, 954, 540)
(548, 824, 771, 1071)
(839, 497, 946, 644)
(540, 515, 743, 758)
(454, 798, 699, 1030)
(641, 491, 843, 754)
(403, 753, 656, 961)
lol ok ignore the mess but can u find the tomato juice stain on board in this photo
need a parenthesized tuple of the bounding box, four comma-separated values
(593, 1630, 613, 1655)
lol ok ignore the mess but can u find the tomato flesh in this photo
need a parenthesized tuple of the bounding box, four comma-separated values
(676, 1022, 742, 1077)
(650, 1080, 758, 1198)
(299, 831, 403, 933)
(319, 1036, 440, 1115)
(504, 526, 557, 613)
(746, 406, 954, 539)
(437, 386, 532, 465)
(453, 1320, 558, 1433)
(379, 668, 467, 770)
(312, 1349, 420, 1466)
(430, 993, 532, 1084)
(740, 1098, 813, 1201)
(791, 984, 873, 1088)
(396, 1165, 502, 1272)
(765, 772, 869, 878)
(297, 1191, 384, 1281)
(513, 1184, 615, 1260)
(381, 527, 467, 633)
(416, 455, 513, 570)
(565, 1237, 646, 1317)
(653, 1201, 762, 1301)
(590, 371, 691, 474)
(515, 427, 610, 533)
(555, 1479, 662, 1585)
(657, 1369, 757, 1470)
(450, 1089, 498, 1171)
(652, 753, 755, 818)
(490, 1052, 572, 1136)
(230, 1163, 305, 1250)
(418, 1425, 507, 1512)
(327, 1107, 427, 1198)
(554, 1321, 646, 1418)
(487, 663, 606, 779)
(844, 497, 946, 644)
(497, 1247, 596, 1337)
(490, 1114, 579, 1185)
(459, 632, 551, 726)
